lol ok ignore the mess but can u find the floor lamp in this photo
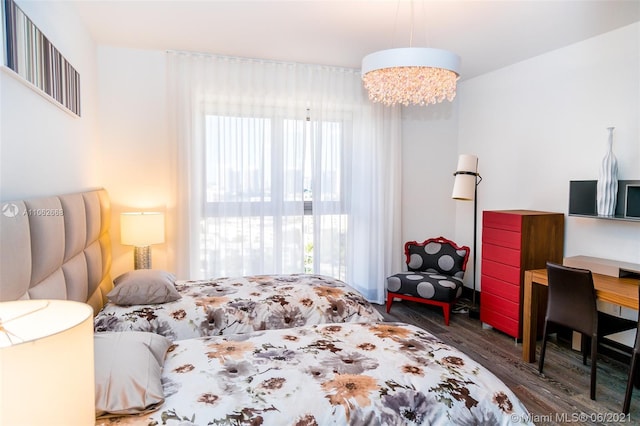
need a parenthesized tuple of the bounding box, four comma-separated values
(452, 154, 482, 318)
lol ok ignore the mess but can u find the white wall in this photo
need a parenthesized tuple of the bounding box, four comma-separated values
(456, 22, 640, 291)
(400, 102, 459, 243)
(0, 0, 99, 201)
(96, 46, 171, 277)
(401, 95, 481, 290)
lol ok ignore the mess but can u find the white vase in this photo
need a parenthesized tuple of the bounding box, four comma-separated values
(597, 127, 618, 216)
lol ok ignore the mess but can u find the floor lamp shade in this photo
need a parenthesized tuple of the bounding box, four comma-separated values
(452, 154, 479, 200)
(0, 299, 95, 425)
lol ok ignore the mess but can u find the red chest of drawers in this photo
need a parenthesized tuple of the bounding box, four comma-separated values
(480, 210, 564, 339)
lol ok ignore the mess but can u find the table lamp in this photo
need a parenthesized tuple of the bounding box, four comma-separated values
(0, 299, 95, 425)
(121, 212, 165, 269)
(452, 154, 482, 318)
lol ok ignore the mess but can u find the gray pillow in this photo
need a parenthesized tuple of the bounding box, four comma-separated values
(94, 331, 172, 418)
(108, 269, 181, 305)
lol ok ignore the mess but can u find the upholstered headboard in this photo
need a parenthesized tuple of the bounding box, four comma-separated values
(0, 189, 113, 314)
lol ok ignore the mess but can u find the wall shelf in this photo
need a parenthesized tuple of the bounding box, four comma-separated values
(569, 180, 640, 222)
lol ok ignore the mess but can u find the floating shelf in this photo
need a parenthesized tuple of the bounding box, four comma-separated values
(568, 180, 640, 222)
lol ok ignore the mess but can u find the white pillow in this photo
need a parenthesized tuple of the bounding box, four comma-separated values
(108, 269, 181, 305)
(94, 331, 172, 418)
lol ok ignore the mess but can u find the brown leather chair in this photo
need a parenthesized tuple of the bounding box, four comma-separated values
(539, 262, 635, 400)
(539, 262, 599, 399)
(623, 286, 640, 414)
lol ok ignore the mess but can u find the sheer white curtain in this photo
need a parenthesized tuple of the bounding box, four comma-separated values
(167, 51, 401, 303)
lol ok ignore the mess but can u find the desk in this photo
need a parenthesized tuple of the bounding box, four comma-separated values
(522, 268, 640, 362)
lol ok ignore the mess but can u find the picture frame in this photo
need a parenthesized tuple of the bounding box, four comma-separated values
(2, 0, 81, 116)
(625, 184, 640, 219)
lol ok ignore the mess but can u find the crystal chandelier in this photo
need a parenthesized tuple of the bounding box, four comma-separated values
(362, 47, 460, 106)
(361, 2, 461, 107)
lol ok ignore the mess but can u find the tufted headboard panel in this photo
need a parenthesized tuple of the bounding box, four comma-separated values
(0, 189, 113, 314)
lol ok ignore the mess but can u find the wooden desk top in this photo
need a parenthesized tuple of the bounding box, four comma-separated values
(527, 268, 640, 310)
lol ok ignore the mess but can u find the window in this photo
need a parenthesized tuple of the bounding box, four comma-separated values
(201, 111, 348, 278)
(170, 53, 400, 303)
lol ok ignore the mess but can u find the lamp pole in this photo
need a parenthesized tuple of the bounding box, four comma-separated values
(451, 154, 482, 319)
(469, 175, 481, 319)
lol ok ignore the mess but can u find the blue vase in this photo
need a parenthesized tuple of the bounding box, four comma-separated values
(597, 127, 618, 216)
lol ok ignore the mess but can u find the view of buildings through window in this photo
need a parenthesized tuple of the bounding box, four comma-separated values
(202, 113, 347, 278)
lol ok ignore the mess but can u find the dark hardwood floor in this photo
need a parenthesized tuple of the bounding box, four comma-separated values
(375, 300, 640, 426)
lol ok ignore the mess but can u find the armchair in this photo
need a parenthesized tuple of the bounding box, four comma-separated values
(385, 236, 470, 325)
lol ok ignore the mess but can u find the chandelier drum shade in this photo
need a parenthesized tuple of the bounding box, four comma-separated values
(361, 47, 461, 106)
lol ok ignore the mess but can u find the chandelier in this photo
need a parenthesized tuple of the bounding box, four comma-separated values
(361, 2, 461, 107)
(362, 47, 460, 106)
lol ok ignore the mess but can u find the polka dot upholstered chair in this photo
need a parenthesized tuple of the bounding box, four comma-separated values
(386, 236, 470, 325)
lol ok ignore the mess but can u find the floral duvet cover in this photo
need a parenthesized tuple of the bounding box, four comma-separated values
(94, 274, 384, 341)
(97, 322, 532, 426)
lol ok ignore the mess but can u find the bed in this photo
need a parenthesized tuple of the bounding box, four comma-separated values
(95, 322, 532, 425)
(94, 273, 385, 340)
(0, 189, 534, 425)
(0, 188, 382, 341)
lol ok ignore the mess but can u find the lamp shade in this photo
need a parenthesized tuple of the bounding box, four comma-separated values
(361, 47, 461, 106)
(361, 47, 461, 76)
(452, 154, 479, 201)
(0, 299, 95, 425)
(121, 212, 165, 246)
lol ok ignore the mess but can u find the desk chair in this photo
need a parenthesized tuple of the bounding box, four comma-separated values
(538, 262, 640, 399)
(623, 286, 640, 414)
(539, 262, 635, 400)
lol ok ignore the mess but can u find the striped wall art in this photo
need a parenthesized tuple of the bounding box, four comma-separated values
(2, 0, 81, 116)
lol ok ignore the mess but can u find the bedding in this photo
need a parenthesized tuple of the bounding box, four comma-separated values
(94, 274, 384, 340)
(95, 322, 532, 426)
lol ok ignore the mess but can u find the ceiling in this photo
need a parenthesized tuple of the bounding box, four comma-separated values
(68, 0, 640, 80)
